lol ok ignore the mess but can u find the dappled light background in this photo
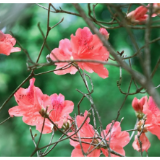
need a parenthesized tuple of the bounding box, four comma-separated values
(0, 3, 160, 157)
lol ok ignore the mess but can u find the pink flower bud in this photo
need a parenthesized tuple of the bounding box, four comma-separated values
(132, 97, 147, 112)
(127, 6, 148, 23)
(99, 28, 109, 40)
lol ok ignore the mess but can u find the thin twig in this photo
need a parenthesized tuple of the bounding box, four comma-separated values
(0, 117, 11, 125)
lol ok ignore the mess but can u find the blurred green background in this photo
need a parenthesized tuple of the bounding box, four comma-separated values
(0, 3, 160, 157)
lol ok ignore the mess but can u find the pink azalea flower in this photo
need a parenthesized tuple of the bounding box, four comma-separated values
(68, 111, 101, 157)
(50, 38, 78, 75)
(132, 96, 147, 113)
(71, 27, 109, 78)
(127, 6, 148, 23)
(49, 93, 74, 128)
(8, 78, 74, 134)
(0, 30, 21, 56)
(50, 27, 109, 79)
(132, 132, 151, 152)
(143, 97, 160, 139)
(69, 111, 129, 157)
(101, 121, 130, 157)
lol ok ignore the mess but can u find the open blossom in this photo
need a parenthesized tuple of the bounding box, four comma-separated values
(71, 27, 109, 79)
(68, 111, 129, 157)
(0, 30, 21, 56)
(143, 96, 160, 139)
(132, 132, 151, 152)
(50, 27, 109, 79)
(68, 111, 101, 157)
(101, 121, 130, 157)
(126, 6, 148, 23)
(8, 78, 74, 134)
(50, 39, 78, 75)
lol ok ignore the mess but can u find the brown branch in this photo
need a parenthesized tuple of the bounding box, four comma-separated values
(0, 72, 34, 112)
(0, 117, 11, 125)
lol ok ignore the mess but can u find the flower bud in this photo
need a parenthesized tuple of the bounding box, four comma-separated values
(126, 6, 148, 23)
(62, 120, 72, 131)
(137, 120, 148, 133)
(132, 97, 146, 113)
(99, 28, 109, 40)
(39, 108, 48, 118)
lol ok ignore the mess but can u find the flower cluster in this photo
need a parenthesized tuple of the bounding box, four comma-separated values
(68, 111, 130, 157)
(8, 78, 74, 134)
(3, 4, 160, 155)
(132, 96, 160, 152)
(5, 25, 132, 157)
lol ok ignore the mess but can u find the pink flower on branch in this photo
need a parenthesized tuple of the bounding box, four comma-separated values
(101, 121, 130, 157)
(50, 27, 110, 78)
(68, 111, 129, 157)
(8, 78, 74, 134)
(143, 97, 160, 139)
(68, 111, 101, 157)
(126, 6, 148, 23)
(71, 27, 109, 79)
(50, 39, 78, 75)
(0, 30, 21, 56)
(132, 132, 151, 152)
(49, 93, 74, 129)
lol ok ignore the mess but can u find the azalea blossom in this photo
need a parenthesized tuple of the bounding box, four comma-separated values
(8, 78, 74, 134)
(50, 38, 78, 75)
(50, 27, 109, 79)
(131, 96, 160, 140)
(143, 96, 160, 139)
(68, 111, 129, 157)
(126, 6, 148, 23)
(132, 132, 151, 152)
(0, 30, 21, 56)
(101, 121, 130, 157)
(68, 111, 101, 157)
(71, 27, 109, 79)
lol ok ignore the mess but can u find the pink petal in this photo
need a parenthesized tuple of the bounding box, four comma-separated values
(60, 100, 74, 117)
(10, 47, 21, 53)
(8, 106, 24, 117)
(87, 64, 109, 79)
(71, 144, 100, 157)
(35, 118, 53, 134)
(132, 133, 151, 152)
(50, 39, 77, 75)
